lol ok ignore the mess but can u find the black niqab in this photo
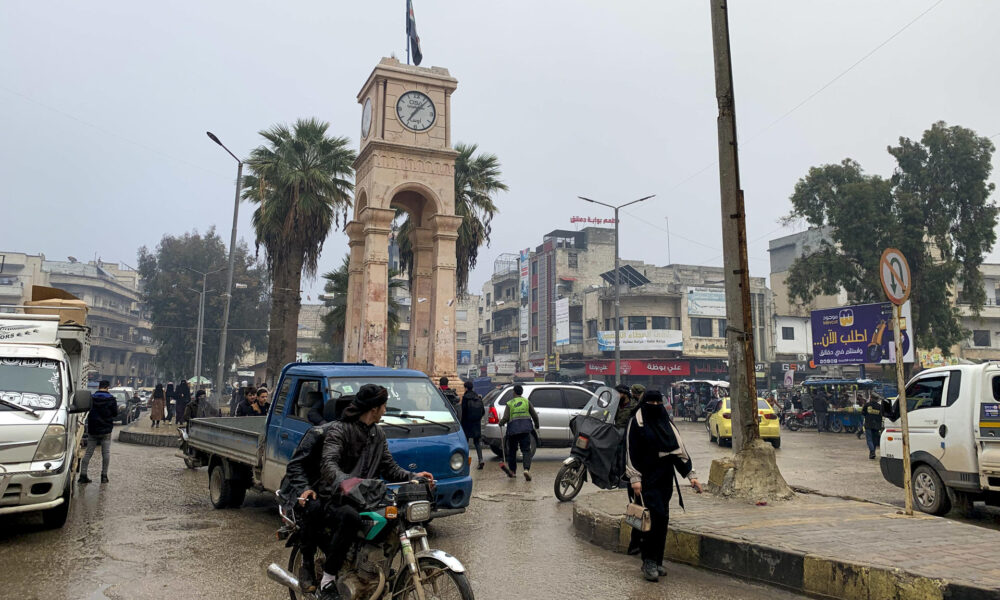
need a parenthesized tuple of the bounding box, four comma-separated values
(639, 391, 678, 454)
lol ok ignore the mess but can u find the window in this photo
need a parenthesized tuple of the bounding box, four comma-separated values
(531, 337, 538, 352)
(565, 388, 592, 410)
(478, 327, 483, 339)
(568, 252, 578, 269)
(272, 376, 293, 415)
(456, 309, 468, 321)
(947, 370, 962, 406)
(289, 378, 322, 421)
(782, 326, 795, 340)
(486, 293, 491, 305)
(587, 319, 598, 338)
(531, 261, 538, 275)
(485, 319, 490, 332)
(973, 330, 991, 347)
(531, 289, 537, 302)
(628, 316, 647, 330)
(528, 388, 563, 409)
(456, 331, 467, 343)
(904, 376, 946, 411)
(717, 319, 726, 338)
(691, 318, 713, 337)
(651, 316, 668, 329)
(531, 313, 538, 327)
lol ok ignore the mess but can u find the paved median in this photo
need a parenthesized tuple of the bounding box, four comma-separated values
(117, 418, 182, 447)
(572, 489, 1000, 599)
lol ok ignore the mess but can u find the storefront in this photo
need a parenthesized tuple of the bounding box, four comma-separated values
(585, 358, 692, 388)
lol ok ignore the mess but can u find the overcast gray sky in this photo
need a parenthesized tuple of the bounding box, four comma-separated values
(2, 1, 998, 299)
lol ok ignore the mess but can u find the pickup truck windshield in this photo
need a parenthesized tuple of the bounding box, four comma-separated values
(327, 377, 457, 425)
(0, 357, 62, 410)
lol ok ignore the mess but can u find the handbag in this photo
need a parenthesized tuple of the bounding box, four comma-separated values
(624, 492, 651, 532)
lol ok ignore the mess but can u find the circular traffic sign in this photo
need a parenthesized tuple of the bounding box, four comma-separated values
(880, 248, 911, 306)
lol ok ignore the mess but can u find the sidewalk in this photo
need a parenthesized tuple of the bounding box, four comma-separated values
(117, 414, 182, 447)
(573, 489, 1000, 600)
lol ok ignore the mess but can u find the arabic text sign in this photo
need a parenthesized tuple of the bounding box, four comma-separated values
(597, 329, 683, 351)
(585, 359, 690, 376)
(810, 301, 914, 365)
(687, 287, 726, 317)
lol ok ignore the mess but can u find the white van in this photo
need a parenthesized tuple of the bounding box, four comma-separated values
(0, 314, 92, 528)
(880, 363, 1000, 515)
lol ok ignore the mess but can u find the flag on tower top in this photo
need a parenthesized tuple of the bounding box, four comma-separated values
(406, 0, 423, 66)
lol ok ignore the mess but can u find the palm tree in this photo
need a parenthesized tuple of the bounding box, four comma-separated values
(317, 254, 406, 362)
(243, 118, 356, 385)
(398, 142, 507, 294)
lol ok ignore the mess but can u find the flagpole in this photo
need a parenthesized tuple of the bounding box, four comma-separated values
(406, 0, 410, 65)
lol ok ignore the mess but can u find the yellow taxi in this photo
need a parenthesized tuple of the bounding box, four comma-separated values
(706, 397, 781, 448)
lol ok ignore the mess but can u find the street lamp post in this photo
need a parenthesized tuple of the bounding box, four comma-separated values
(577, 195, 655, 385)
(184, 266, 225, 389)
(207, 131, 244, 409)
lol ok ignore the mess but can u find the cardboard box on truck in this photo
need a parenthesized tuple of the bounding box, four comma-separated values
(24, 285, 88, 325)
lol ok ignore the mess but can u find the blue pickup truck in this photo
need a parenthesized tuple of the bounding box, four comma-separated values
(179, 362, 473, 518)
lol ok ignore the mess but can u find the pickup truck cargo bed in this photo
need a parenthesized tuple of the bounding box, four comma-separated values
(186, 416, 265, 467)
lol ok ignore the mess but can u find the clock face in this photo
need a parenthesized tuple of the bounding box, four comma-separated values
(361, 97, 373, 138)
(396, 91, 436, 132)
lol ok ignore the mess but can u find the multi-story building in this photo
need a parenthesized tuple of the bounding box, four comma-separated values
(0, 251, 46, 309)
(296, 303, 330, 360)
(956, 263, 1000, 364)
(44, 259, 156, 386)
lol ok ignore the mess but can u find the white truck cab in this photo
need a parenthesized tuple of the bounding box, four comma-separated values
(0, 313, 92, 528)
(880, 363, 1000, 515)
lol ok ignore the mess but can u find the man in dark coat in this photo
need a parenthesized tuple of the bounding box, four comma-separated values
(814, 391, 829, 433)
(460, 381, 485, 469)
(862, 393, 883, 459)
(317, 384, 433, 600)
(439, 376, 460, 416)
(79, 380, 118, 484)
(183, 389, 218, 423)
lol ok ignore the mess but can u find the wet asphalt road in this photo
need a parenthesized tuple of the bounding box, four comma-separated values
(0, 430, 809, 600)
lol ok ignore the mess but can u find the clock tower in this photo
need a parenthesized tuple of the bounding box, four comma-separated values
(344, 57, 461, 381)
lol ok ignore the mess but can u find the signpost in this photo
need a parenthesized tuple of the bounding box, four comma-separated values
(880, 248, 913, 515)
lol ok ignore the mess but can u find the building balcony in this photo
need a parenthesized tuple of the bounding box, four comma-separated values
(0, 283, 25, 300)
(491, 327, 520, 341)
(492, 303, 520, 317)
(88, 305, 140, 325)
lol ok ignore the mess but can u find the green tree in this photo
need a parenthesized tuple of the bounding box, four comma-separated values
(137, 228, 269, 381)
(785, 121, 997, 353)
(397, 142, 507, 294)
(242, 118, 356, 384)
(312, 254, 406, 362)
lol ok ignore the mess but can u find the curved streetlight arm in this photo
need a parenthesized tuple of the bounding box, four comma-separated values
(206, 131, 243, 165)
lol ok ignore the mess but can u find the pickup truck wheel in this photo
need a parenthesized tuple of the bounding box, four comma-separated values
(209, 463, 233, 509)
(912, 465, 951, 515)
(228, 484, 247, 508)
(42, 483, 71, 529)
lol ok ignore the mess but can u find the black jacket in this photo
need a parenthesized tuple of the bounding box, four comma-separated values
(863, 399, 883, 429)
(280, 424, 332, 498)
(320, 419, 412, 500)
(183, 398, 218, 422)
(460, 390, 484, 434)
(235, 400, 268, 417)
(814, 395, 829, 413)
(87, 391, 119, 436)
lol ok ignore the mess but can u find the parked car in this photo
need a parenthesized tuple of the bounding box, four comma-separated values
(481, 383, 595, 457)
(109, 389, 136, 424)
(706, 397, 781, 448)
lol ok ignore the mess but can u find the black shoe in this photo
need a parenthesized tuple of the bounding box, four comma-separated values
(318, 581, 341, 600)
(657, 565, 667, 576)
(869, 453, 876, 460)
(298, 565, 317, 593)
(101, 474, 109, 483)
(78, 475, 91, 484)
(500, 464, 514, 478)
(477, 462, 485, 470)
(641, 560, 659, 582)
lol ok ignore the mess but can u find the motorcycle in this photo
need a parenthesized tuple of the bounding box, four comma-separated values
(267, 479, 474, 600)
(554, 386, 622, 503)
(784, 409, 815, 432)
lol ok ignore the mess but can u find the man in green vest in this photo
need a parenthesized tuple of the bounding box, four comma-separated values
(498, 384, 540, 481)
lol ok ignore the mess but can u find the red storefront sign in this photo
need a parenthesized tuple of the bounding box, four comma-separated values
(585, 359, 690, 376)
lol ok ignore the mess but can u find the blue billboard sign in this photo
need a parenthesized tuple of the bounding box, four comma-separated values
(810, 301, 914, 365)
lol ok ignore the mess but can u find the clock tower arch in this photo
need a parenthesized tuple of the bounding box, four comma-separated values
(344, 57, 461, 381)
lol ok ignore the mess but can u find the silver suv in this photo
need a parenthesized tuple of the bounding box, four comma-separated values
(480, 383, 595, 457)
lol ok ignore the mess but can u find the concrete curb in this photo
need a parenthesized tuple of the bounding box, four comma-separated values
(117, 429, 180, 448)
(571, 502, 1000, 600)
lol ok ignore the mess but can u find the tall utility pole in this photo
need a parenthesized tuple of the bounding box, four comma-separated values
(207, 132, 244, 409)
(578, 195, 655, 384)
(185, 265, 225, 389)
(711, 1, 759, 451)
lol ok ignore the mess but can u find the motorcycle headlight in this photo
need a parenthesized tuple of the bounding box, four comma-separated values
(33, 424, 67, 462)
(450, 451, 465, 472)
(406, 500, 432, 523)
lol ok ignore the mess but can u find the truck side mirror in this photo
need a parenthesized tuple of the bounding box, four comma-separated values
(70, 390, 92, 413)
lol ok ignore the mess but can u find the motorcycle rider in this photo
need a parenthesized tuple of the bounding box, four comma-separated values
(318, 384, 433, 600)
(277, 400, 339, 594)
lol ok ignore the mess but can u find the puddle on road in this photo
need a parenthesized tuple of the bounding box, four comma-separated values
(88, 584, 112, 600)
(146, 520, 219, 532)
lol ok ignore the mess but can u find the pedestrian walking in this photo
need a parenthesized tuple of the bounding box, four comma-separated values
(460, 381, 485, 469)
(862, 393, 883, 459)
(814, 391, 829, 433)
(439, 376, 460, 415)
(498, 384, 539, 481)
(150, 383, 166, 428)
(79, 380, 118, 484)
(176, 380, 192, 426)
(165, 382, 176, 423)
(184, 389, 219, 422)
(625, 389, 703, 582)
